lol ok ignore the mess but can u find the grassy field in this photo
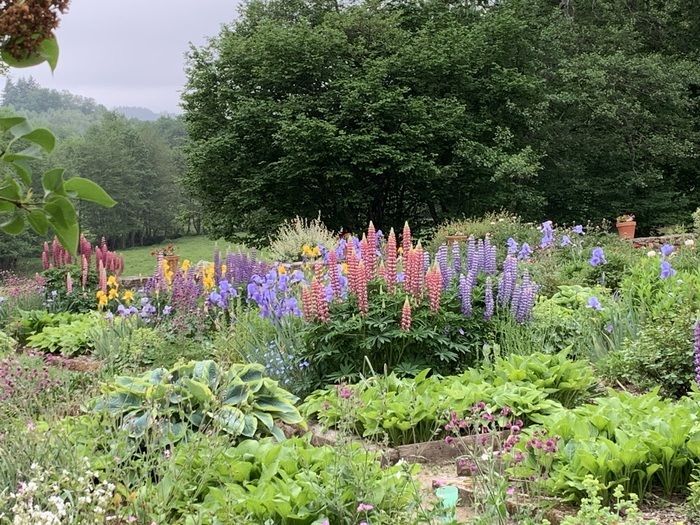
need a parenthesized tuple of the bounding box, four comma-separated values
(120, 236, 240, 276)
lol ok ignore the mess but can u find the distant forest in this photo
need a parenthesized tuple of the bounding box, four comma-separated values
(0, 78, 199, 268)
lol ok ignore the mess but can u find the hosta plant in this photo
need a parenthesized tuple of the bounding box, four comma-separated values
(94, 360, 305, 445)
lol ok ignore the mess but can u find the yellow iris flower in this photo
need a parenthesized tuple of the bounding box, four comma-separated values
(107, 275, 118, 289)
(122, 290, 134, 303)
(181, 259, 192, 271)
(108, 288, 118, 300)
(278, 264, 287, 275)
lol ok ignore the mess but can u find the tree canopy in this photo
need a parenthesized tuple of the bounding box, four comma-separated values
(184, 0, 700, 241)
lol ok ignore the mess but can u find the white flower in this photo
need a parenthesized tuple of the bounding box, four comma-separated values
(646, 250, 657, 257)
(685, 239, 695, 246)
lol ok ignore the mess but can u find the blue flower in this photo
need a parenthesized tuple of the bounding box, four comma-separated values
(586, 296, 603, 311)
(572, 225, 584, 235)
(660, 244, 674, 258)
(589, 247, 606, 267)
(660, 260, 676, 280)
(560, 235, 572, 247)
(539, 221, 555, 249)
(506, 238, 519, 255)
(517, 243, 532, 260)
(163, 305, 173, 316)
(605, 323, 614, 333)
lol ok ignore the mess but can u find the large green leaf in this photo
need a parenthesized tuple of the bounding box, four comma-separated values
(181, 378, 214, 404)
(44, 195, 78, 255)
(42, 168, 66, 195)
(221, 381, 250, 405)
(215, 406, 246, 436)
(2, 36, 59, 72)
(0, 213, 25, 235)
(241, 414, 258, 438)
(21, 128, 56, 153)
(64, 177, 116, 207)
(0, 116, 26, 132)
(192, 360, 221, 391)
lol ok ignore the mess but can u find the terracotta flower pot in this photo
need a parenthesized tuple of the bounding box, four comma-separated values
(164, 255, 180, 274)
(446, 235, 470, 244)
(616, 221, 636, 240)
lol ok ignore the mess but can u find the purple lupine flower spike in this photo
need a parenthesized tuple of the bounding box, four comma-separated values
(466, 236, 477, 272)
(459, 270, 476, 317)
(452, 241, 462, 275)
(484, 277, 494, 321)
(437, 244, 450, 289)
(506, 237, 519, 255)
(484, 237, 497, 275)
(497, 255, 518, 307)
(518, 243, 532, 261)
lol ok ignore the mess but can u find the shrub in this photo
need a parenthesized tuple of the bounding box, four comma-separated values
(300, 285, 488, 391)
(26, 312, 101, 356)
(41, 264, 100, 313)
(94, 360, 304, 446)
(268, 215, 337, 262)
(428, 211, 539, 253)
(606, 308, 695, 398)
(0, 329, 15, 355)
(693, 208, 700, 235)
(519, 390, 700, 502)
(140, 434, 421, 525)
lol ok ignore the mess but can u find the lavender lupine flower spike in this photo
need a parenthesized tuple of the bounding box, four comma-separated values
(459, 271, 476, 317)
(452, 241, 462, 276)
(484, 277, 494, 321)
(506, 238, 519, 255)
(466, 236, 477, 272)
(694, 321, 700, 386)
(484, 237, 497, 275)
(475, 239, 485, 274)
(497, 255, 517, 307)
(437, 244, 449, 288)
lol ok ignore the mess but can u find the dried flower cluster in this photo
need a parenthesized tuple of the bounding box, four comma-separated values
(0, 0, 70, 60)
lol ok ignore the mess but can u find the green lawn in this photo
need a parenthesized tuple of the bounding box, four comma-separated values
(120, 236, 240, 277)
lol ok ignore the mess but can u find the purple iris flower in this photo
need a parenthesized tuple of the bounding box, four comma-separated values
(586, 296, 603, 311)
(660, 260, 676, 280)
(660, 244, 674, 258)
(540, 220, 555, 249)
(589, 247, 606, 267)
(506, 238, 519, 255)
(572, 225, 584, 235)
(517, 243, 532, 261)
(560, 235, 572, 247)
(163, 305, 173, 316)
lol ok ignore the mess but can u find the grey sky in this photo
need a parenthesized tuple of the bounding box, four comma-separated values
(5, 0, 241, 113)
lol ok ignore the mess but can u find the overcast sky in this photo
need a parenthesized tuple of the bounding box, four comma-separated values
(4, 0, 241, 113)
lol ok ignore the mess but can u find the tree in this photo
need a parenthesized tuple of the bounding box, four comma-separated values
(184, 0, 700, 240)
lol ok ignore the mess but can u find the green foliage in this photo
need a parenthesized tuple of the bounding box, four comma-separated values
(140, 435, 421, 525)
(94, 360, 304, 445)
(0, 113, 116, 253)
(0, 329, 16, 355)
(41, 263, 98, 312)
(559, 477, 655, 525)
(185, 0, 700, 241)
(9, 309, 88, 344)
(428, 212, 539, 254)
(301, 352, 596, 446)
(268, 215, 337, 261)
(523, 390, 700, 502)
(300, 285, 485, 391)
(26, 312, 100, 355)
(605, 308, 695, 398)
(694, 208, 700, 235)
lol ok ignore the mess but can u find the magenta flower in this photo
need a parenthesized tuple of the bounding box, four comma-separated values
(357, 503, 374, 513)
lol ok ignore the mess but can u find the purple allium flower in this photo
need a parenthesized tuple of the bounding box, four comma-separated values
(497, 255, 518, 307)
(694, 321, 700, 386)
(572, 225, 584, 235)
(452, 241, 462, 275)
(484, 277, 494, 321)
(506, 237, 519, 255)
(560, 235, 572, 247)
(459, 271, 476, 317)
(660, 244, 674, 258)
(660, 260, 676, 280)
(539, 220, 555, 249)
(589, 247, 606, 267)
(517, 243, 532, 261)
(586, 296, 603, 311)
